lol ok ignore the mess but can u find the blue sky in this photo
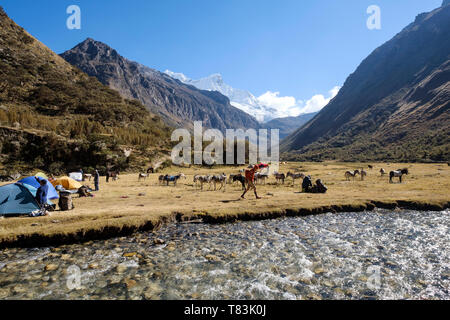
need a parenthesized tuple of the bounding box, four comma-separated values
(1, 0, 443, 115)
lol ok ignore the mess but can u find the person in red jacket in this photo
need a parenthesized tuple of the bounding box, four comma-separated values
(241, 163, 269, 199)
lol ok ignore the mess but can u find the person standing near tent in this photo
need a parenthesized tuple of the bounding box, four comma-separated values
(241, 163, 269, 200)
(94, 169, 100, 191)
(35, 177, 49, 209)
(80, 168, 84, 182)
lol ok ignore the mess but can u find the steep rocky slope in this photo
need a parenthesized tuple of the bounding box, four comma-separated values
(61, 39, 260, 132)
(0, 7, 171, 173)
(281, 3, 449, 162)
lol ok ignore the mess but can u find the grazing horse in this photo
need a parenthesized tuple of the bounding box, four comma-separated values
(193, 175, 211, 190)
(287, 172, 305, 185)
(106, 171, 119, 182)
(232, 174, 246, 190)
(380, 168, 386, 176)
(360, 169, 367, 181)
(210, 173, 227, 191)
(138, 173, 148, 181)
(147, 167, 154, 174)
(164, 173, 186, 186)
(273, 172, 286, 184)
(389, 168, 409, 183)
(255, 173, 269, 185)
(368, 165, 373, 170)
(345, 170, 360, 181)
(158, 175, 166, 185)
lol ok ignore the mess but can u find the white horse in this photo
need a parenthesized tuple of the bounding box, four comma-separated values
(210, 173, 227, 191)
(138, 173, 148, 181)
(193, 175, 211, 190)
(380, 168, 386, 176)
(345, 170, 360, 181)
(255, 173, 269, 185)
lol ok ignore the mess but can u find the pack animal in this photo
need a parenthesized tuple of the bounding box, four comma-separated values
(389, 168, 409, 183)
(345, 170, 360, 181)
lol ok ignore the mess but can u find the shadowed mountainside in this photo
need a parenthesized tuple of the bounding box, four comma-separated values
(281, 4, 450, 162)
(0, 7, 172, 173)
(262, 112, 318, 139)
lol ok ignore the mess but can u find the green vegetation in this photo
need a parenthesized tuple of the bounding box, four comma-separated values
(283, 129, 450, 163)
(0, 8, 172, 173)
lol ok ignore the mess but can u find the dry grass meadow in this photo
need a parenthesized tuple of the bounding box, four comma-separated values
(0, 162, 449, 247)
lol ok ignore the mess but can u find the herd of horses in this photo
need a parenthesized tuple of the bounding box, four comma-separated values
(134, 164, 410, 191)
(345, 166, 409, 183)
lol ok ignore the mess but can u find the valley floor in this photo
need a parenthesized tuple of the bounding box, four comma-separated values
(0, 162, 449, 248)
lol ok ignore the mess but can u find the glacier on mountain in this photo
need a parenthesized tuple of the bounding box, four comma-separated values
(165, 71, 278, 122)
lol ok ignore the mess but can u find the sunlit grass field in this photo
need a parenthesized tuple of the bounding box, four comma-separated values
(0, 162, 449, 246)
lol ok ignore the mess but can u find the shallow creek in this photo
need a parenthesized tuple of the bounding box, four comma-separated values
(0, 209, 449, 300)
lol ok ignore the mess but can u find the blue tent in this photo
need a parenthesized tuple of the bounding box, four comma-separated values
(20, 183, 54, 206)
(18, 176, 59, 200)
(0, 183, 42, 216)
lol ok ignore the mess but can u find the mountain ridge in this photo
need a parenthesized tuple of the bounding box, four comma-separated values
(61, 39, 260, 132)
(164, 70, 278, 122)
(262, 112, 318, 139)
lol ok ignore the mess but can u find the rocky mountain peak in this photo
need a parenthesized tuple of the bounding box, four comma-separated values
(61, 41, 260, 132)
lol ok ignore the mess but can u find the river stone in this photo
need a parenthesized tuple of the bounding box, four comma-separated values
(123, 252, 137, 257)
(44, 264, 59, 271)
(152, 271, 163, 279)
(116, 264, 128, 273)
(13, 285, 27, 294)
(323, 280, 334, 287)
(124, 279, 137, 289)
(306, 293, 322, 300)
(205, 255, 221, 262)
(313, 267, 325, 275)
(153, 238, 165, 245)
(0, 288, 10, 299)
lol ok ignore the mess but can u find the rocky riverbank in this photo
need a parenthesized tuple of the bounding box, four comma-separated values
(1, 199, 448, 249)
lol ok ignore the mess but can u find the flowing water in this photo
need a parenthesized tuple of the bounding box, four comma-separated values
(0, 209, 449, 300)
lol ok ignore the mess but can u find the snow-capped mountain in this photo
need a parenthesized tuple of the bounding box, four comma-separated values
(165, 71, 277, 122)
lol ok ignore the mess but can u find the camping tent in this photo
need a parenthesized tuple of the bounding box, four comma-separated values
(51, 176, 82, 190)
(18, 176, 59, 200)
(0, 183, 42, 216)
(35, 172, 49, 180)
(69, 172, 83, 182)
(20, 183, 54, 206)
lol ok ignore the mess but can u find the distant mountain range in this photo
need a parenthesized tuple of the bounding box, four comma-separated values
(262, 112, 317, 139)
(164, 71, 278, 123)
(61, 39, 260, 132)
(281, 2, 450, 162)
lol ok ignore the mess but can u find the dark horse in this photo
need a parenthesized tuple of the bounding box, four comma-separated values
(106, 170, 119, 182)
(232, 174, 246, 190)
(147, 167, 154, 174)
(389, 168, 409, 183)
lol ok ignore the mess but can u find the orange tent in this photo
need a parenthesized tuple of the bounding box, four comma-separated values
(51, 176, 82, 190)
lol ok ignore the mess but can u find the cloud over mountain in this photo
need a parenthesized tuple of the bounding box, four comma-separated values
(165, 70, 339, 122)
